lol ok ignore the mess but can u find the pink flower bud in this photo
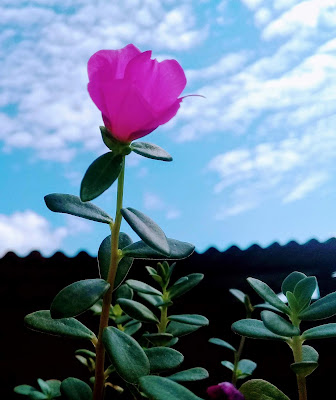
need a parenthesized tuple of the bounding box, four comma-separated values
(87, 44, 187, 143)
(207, 382, 245, 400)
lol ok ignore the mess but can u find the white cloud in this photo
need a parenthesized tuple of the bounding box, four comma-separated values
(283, 172, 329, 203)
(143, 191, 181, 220)
(254, 7, 272, 25)
(0, 210, 67, 257)
(240, 0, 264, 10)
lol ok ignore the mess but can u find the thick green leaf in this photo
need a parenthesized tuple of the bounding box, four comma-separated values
(115, 284, 133, 301)
(29, 392, 48, 400)
(44, 193, 112, 224)
(282, 271, 307, 295)
(221, 360, 234, 371)
(247, 278, 289, 314)
(37, 379, 51, 396)
(167, 368, 209, 382)
(302, 323, 336, 339)
(261, 311, 300, 337)
(24, 310, 96, 341)
(60, 378, 92, 400)
(80, 152, 123, 202)
(238, 359, 257, 376)
(143, 333, 174, 346)
(103, 327, 150, 383)
(122, 238, 195, 259)
(138, 292, 162, 307)
(290, 362, 318, 377)
(240, 379, 290, 400)
(302, 345, 319, 362)
(208, 338, 236, 352)
(168, 314, 209, 326)
(121, 207, 170, 255)
(14, 385, 36, 395)
(232, 319, 288, 341)
(124, 321, 142, 336)
(139, 376, 203, 400)
(51, 279, 110, 319)
(230, 289, 246, 303)
(126, 279, 162, 296)
(293, 276, 317, 310)
(286, 291, 300, 314)
(166, 321, 201, 337)
(117, 298, 159, 323)
(299, 291, 336, 320)
(130, 142, 173, 161)
(145, 347, 184, 372)
(46, 380, 62, 398)
(98, 233, 133, 288)
(169, 274, 204, 299)
(254, 303, 283, 313)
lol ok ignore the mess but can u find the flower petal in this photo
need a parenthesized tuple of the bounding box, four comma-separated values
(102, 79, 157, 142)
(124, 53, 186, 111)
(207, 382, 245, 400)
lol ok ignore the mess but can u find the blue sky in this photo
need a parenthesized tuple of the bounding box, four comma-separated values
(1, 0, 336, 256)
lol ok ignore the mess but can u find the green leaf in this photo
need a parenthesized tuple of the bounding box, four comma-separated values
(29, 392, 48, 400)
(100, 126, 131, 155)
(139, 376, 203, 400)
(98, 233, 133, 288)
(302, 323, 336, 339)
(130, 142, 173, 161)
(168, 314, 209, 326)
(240, 379, 290, 400)
(254, 303, 283, 313)
(126, 279, 162, 296)
(221, 360, 234, 371)
(115, 284, 133, 301)
(60, 378, 92, 400)
(286, 291, 300, 314)
(37, 379, 51, 396)
(142, 333, 174, 346)
(75, 349, 96, 358)
(232, 319, 288, 341)
(229, 289, 246, 303)
(117, 298, 159, 323)
(80, 152, 123, 202)
(103, 327, 150, 383)
(238, 359, 257, 376)
(138, 292, 163, 307)
(44, 193, 113, 224)
(46, 380, 62, 398)
(299, 291, 336, 320)
(290, 362, 318, 377)
(121, 207, 170, 255)
(166, 321, 201, 337)
(122, 238, 195, 259)
(24, 310, 96, 341)
(247, 278, 289, 314)
(167, 368, 209, 382)
(282, 271, 307, 295)
(145, 347, 184, 372)
(293, 276, 317, 310)
(14, 385, 36, 395)
(168, 274, 204, 299)
(124, 321, 142, 336)
(302, 345, 319, 362)
(208, 338, 236, 352)
(51, 279, 110, 319)
(261, 311, 300, 337)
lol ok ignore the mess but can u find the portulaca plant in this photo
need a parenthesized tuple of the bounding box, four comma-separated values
(232, 271, 336, 400)
(14, 44, 209, 400)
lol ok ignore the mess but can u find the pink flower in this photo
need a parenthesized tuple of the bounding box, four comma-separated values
(87, 44, 187, 143)
(207, 382, 245, 400)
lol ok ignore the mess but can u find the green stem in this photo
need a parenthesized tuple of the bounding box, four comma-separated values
(292, 335, 307, 400)
(158, 288, 169, 333)
(232, 336, 246, 387)
(93, 157, 125, 400)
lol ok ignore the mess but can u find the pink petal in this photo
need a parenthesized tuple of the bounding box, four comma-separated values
(102, 79, 157, 142)
(88, 44, 141, 81)
(124, 53, 186, 112)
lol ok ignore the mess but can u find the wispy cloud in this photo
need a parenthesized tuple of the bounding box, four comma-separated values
(283, 172, 329, 203)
